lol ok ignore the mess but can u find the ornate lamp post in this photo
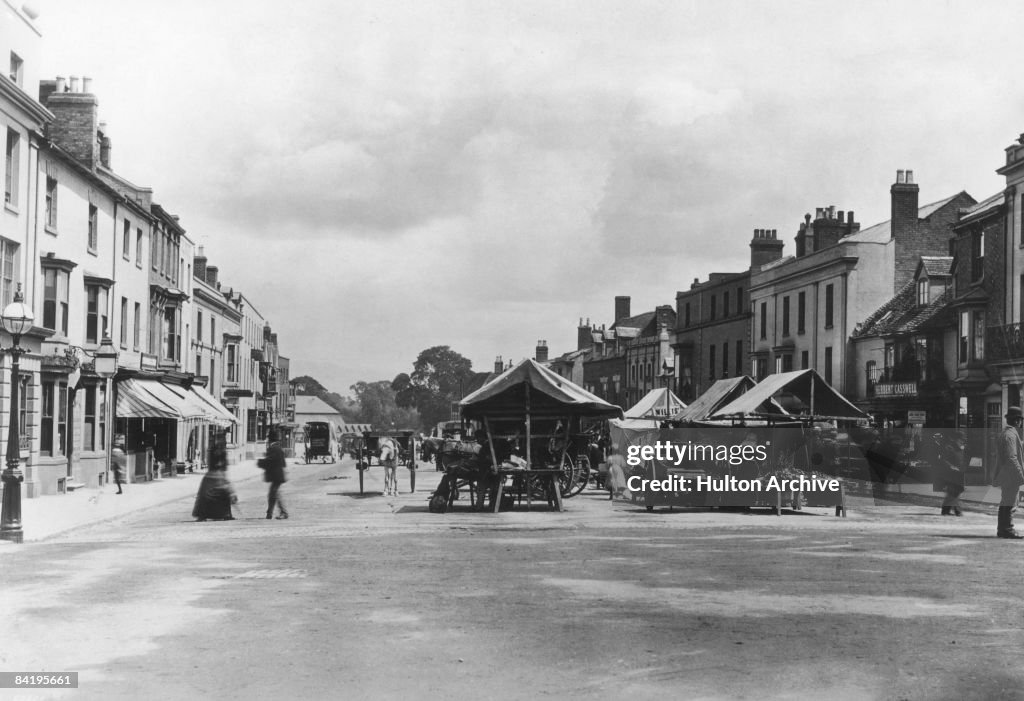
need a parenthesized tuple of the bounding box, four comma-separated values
(0, 286, 34, 543)
(94, 336, 118, 486)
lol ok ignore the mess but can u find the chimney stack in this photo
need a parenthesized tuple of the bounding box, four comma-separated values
(812, 206, 859, 251)
(535, 340, 549, 363)
(577, 319, 593, 351)
(43, 74, 101, 169)
(750, 227, 784, 269)
(194, 247, 208, 282)
(615, 295, 631, 322)
(206, 265, 219, 288)
(891, 167, 920, 239)
(494, 356, 503, 374)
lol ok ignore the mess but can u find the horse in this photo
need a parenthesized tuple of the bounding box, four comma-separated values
(379, 436, 400, 497)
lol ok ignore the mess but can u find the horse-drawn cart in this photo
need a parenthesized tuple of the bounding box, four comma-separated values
(355, 429, 418, 495)
(428, 359, 623, 513)
(303, 421, 336, 464)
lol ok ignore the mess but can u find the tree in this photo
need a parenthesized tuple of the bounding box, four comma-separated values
(350, 380, 420, 429)
(291, 375, 328, 396)
(393, 346, 475, 429)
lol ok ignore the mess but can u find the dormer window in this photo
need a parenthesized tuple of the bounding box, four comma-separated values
(917, 278, 929, 306)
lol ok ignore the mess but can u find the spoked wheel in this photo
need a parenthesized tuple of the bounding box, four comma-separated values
(567, 455, 590, 497)
(558, 454, 587, 498)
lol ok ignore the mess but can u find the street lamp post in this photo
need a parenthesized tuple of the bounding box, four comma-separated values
(0, 286, 34, 543)
(94, 336, 118, 487)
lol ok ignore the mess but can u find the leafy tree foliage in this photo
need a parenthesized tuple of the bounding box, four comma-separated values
(349, 380, 420, 429)
(393, 346, 475, 429)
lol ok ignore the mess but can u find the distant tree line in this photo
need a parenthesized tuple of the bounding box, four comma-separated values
(292, 345, 478, 432)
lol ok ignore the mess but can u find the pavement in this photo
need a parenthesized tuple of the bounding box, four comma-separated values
(0, 456, 1009, 546)
(5, 458, 269, 543)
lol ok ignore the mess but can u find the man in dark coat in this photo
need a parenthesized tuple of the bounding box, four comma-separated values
(260, 429, 289, 519)
(994, 407, 1024, 538)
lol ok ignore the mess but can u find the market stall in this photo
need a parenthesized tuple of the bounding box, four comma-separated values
(636, 370, 866, 515)
(441, 359, 624, 513)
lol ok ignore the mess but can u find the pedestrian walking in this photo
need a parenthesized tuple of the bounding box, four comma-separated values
(993, 407, 1024, 538)
(192, 437, 237, 521)
(259, 428, 289, 519)
(111, 434, 127, 494)
(939, 432, 967, 517)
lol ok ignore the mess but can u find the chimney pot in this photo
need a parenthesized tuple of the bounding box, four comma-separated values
(896, 169, 905, 184)
(82, 76, 92, 93)
(55, 75, 66, 93)
(69, 75, 79, 92)
(906, 169, 914, 184)
(838, 211, 845, 224)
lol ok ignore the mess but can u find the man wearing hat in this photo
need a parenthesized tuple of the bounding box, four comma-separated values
(994, 406, 1024, 538)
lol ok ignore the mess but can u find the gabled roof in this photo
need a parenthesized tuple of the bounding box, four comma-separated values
(612, 311, 656, 332)
(956, 190, 1004, 227)
(461, 370, 498, 397)
(852, 280, 954, 339)
(918, 256, 954, 278)
(842, 193, 967, 245)
(294, 395, 342, 416)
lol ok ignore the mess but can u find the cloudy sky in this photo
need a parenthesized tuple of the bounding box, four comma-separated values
(33, 0, 1024, 395)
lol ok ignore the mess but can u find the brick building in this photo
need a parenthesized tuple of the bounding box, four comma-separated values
(749, 171, 974, 395)
(673, 229, 778, 402)
(580, 296, 675, 409)
(950, 192, 1004, 438)
(849, 256, 958, 427)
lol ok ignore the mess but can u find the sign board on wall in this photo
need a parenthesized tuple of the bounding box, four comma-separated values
(907, 410, 926, 424)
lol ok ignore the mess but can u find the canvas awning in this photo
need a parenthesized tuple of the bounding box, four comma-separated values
(709, 369, 866, 420)
(116, 378, 238, 426)
(116, 378, 188, 420)
(624, 388, 687, 419)
(460, 358, 623, 420)
(672, 377, 760, 424)
(190, 384, 239, 426)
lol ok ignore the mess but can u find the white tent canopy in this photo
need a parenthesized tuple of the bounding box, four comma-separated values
(709, 369, 866, 421)
(624, 388, 687, 420)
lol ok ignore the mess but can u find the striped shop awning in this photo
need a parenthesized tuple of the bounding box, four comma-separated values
(116, 378, 238, 427)
(116, 378, 187, 420)
(191, 384, 239, 426)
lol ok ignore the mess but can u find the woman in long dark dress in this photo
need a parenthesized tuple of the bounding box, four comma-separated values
(192, 438, 237, 521)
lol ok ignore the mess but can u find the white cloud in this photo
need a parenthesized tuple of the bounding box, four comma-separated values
(34, 0, 1024, 394)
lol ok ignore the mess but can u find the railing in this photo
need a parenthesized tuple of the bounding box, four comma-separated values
(987, 323, 1024, 362)
(867, 364, 920, 398)
(866, 361, 950, 398)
